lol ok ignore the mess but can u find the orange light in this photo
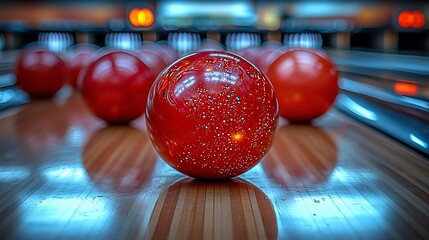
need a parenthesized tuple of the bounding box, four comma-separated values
(129, 8, 154, 27)
(398, 10, 425, 29)
(394, 82, 418, 96)
(129, 8, 141, 27)
(412, 11, 425, 28)
(231, 132, 244, 142)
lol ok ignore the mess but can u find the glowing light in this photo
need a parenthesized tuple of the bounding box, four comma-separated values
(410, 133, 428, 149)
(204, 71, 238, 85)
(338, 94, 377, 121)
(168, 32, 201, 55)
(394, 82, 418, 96)
(293, 3, 360, 18)
(159, 2, 254, 19)
(44, 166, 85, 180)
(0, 88, 16, 104)
(0, 166, 30, 182)
(105, 33, 141, 50)
(174, 76, 196, 97)
(232, 133, 244, 142)
(129, 8, 154, 27)
(398, 10, 425, 29)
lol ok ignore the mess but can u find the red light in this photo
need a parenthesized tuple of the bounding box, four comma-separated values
(129, 8, 154, 27)
(413, 11, 425, 28)
(394, 82, 418, 96)
(398, 10, 425, 29)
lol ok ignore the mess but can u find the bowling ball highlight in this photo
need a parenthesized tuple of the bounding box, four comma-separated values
(267, 48, 339, 122)
(15, 46, 67, 98)
(79, 50, 155, 124)
(146, 51, 278, 180)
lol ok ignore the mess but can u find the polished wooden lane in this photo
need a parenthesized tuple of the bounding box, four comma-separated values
(0, 92, 428, 239)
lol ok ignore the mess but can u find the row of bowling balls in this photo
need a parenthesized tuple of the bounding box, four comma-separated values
(14, 40, 338, 179)
(15, 40, 338, 124)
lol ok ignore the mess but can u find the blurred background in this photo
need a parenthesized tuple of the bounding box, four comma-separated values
(0, 0, 427, 55)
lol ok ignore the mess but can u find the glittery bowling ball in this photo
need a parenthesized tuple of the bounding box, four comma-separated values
(146, 51, 279, 180)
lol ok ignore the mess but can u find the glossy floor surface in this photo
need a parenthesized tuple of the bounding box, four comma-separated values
(0, 91, 428, 239)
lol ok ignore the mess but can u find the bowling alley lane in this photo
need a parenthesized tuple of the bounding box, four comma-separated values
(1, 0, 429, 239)
(0, 90, 427, 239)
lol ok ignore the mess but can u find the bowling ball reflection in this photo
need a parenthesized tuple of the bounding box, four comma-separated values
(263, 125, 338, 187)
(63, 94, 100, 131)
(82, 126, 157, 193)
(146, 178, 277, 240)
(15, 99, 70, 151)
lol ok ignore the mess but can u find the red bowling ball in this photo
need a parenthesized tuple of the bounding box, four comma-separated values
(146, 51, 279, 180)
(237, 46, 260, 63)
(255, 47, 285, 74)
(140, 41, 178, 65)
(136, 49, 168, 77)
(66, 44, 98, 88)
(15, 46, 67, 98)
(266, 48, 339, 122)
(79, 50, 155, 124)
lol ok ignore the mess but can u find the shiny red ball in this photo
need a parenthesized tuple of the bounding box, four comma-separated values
(136, 49, 168, 77)
(80, 50, 155, 124)
(15, 47, 67, 98)
(66, 44, 98, 88)
(146, 51, 278, 179)
(266, 48, 339, 122)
